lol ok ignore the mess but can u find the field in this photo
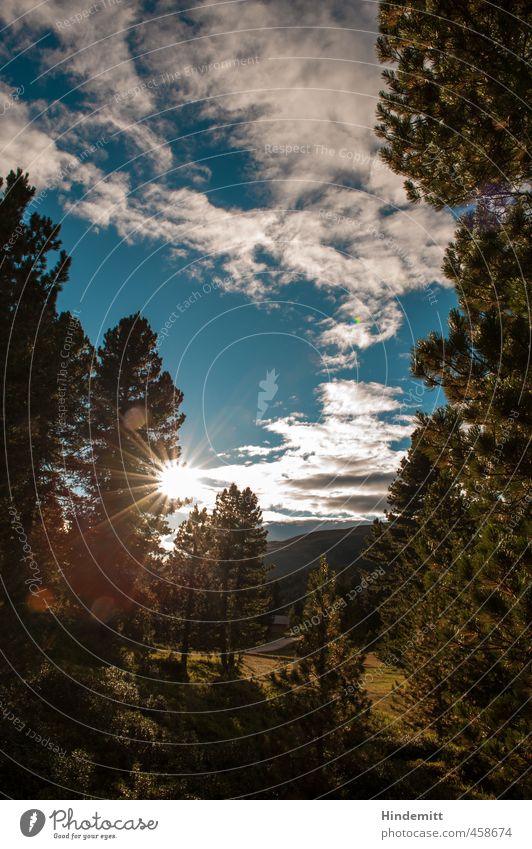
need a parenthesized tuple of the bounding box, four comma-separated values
(241, 651, 402, 715)
(151, 648, 403, 717)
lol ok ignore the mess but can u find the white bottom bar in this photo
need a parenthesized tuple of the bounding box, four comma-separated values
(2, 800, 529, 848)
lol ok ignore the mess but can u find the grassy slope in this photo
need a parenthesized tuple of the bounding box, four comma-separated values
(241, 651, 402, 716)
(152, 649, 403, 717)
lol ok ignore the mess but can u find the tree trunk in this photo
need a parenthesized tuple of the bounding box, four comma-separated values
(179, 587, 194, 679)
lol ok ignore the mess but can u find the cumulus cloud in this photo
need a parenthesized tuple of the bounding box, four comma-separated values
(179, 379, 409, 524)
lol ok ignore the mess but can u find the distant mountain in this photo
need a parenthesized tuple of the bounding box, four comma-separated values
(265, 520, 361, 540)
(266, 524, 373, 605)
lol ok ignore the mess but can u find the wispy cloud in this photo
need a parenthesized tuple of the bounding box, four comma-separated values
(0, 0, 453, 319)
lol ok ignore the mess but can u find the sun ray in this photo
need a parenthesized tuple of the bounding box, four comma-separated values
(157, 461, 201, 501)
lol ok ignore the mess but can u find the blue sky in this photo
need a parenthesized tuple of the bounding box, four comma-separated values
(0, 0, 456, 537)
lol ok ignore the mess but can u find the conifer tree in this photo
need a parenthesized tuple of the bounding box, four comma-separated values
(274, 557, 373, 796)
(375, 1, 531, 207)
(368, 420, 472, 732)
(211, 484, 269, 670)
(368, 200, 530, 796)
(413, 200, 531, 501)
(1, 170, 70, 574)
(83, 313, 185, 626)
(0, 169, 92, 663)
(165, 505, 212, 678)
(409, 201, 531, 797)
(372, 1, 531, 794)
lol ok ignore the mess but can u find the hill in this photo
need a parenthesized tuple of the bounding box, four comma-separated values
(266, 524, 373, 605)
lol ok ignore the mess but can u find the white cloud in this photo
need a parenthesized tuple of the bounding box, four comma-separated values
(0, 84, 85, 188)
(0, 0, 453, 326)
(181, 379, 409, 524)
(0, 1, 454, 526)
(318, 380, 401, 416)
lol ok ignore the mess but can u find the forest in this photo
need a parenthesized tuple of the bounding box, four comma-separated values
(0, 0, 530, 800)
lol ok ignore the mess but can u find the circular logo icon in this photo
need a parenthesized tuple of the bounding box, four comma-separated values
(20, 810, 46, 837)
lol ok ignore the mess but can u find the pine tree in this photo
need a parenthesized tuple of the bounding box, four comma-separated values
(409, 201, 531, 797)
(375, 1, 531, 207)
(365, 413, 438, 661)
(368, 198, 530, 796)
(371, 0, 531, 793)
(0, 169, 92, 667)
(412, 199, 531, 502)
(1, 170, 70, 583)
(81, 313, 185, 628)
(211, 484, 269, 670)
(165, 505, 212, 679)
(274, 557, 374, 797)
(366, 410, 473, 732)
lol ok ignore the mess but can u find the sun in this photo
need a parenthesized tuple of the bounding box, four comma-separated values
(157, 461, 201, 501)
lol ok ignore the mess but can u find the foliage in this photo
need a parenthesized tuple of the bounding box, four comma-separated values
(375, 0, 531, 207)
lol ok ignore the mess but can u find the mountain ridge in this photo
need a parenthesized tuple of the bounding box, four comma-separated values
(265, 524, 374, 604)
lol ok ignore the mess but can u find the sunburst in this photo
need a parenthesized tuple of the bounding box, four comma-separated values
(157, 461, 202, 501)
